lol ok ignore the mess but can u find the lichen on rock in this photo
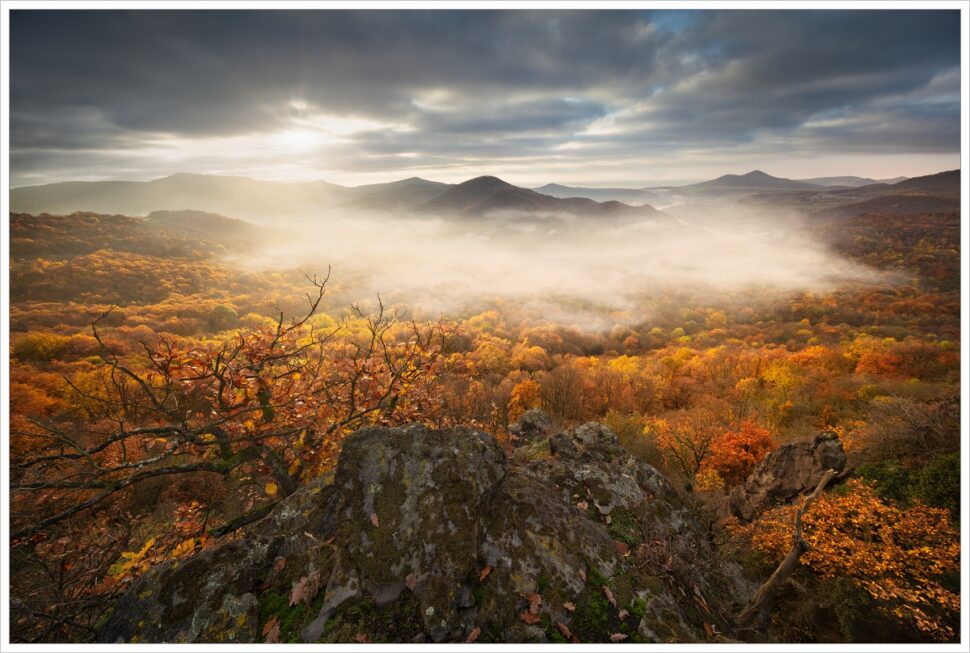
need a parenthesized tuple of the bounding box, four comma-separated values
(97, 420, 759, 643)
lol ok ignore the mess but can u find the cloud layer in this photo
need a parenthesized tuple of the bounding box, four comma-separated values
(9, 9, 961, 186)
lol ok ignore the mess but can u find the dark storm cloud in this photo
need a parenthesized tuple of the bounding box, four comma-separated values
(8, 9, 960, 184)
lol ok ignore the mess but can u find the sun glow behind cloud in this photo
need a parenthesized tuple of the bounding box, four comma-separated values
(126, 107, 415, 180)
(8, 10, 960, 187)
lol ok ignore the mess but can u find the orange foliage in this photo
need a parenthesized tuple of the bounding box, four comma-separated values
(703, 421, 775, 487)
(746, 480, 960, 641)
(508, 379, 541, 422)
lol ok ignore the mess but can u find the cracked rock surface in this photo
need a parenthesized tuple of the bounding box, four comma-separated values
(98, 420, 759, 643)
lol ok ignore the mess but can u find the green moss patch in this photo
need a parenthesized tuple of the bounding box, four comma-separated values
(569, 568, 644, 643)
(607, 509, 641, 547)
(319, 595, 424, 643)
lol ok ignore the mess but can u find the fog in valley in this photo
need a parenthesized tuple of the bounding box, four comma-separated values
(233, 202, 890, 324)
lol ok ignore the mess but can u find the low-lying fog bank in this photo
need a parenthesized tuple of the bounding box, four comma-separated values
(231, 203, 891, 325)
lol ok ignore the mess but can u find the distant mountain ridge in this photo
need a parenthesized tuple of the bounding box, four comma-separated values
(424, 176, 666, 220)
(800, 175, 908, 188)
(11, 169, 954, 224)
(686, 170, 822, 191)
(533, 183, 660, 205)
(11, 173, 668, 224)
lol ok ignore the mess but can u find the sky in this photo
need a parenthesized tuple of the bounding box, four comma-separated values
(8, 9, 962, 188)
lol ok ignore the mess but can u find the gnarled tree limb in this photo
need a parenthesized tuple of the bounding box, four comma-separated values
(736, 468, 836, 627)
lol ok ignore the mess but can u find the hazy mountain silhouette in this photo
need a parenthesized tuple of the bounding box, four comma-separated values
(800, 175, 908, 188)
(423, 176, 666, 219)
(827, 169, 960, 200)
(11, 173, 668, 225)
(9, 174, 347, 222)
(533, 183, 660, 205)
(686, 170, 822, 192)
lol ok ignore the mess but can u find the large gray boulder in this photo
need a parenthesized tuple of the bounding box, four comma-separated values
(98, 423, 752, 644)
(722, 432, 848, 522)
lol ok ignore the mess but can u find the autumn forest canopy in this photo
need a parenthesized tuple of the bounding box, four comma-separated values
(6, 165, 963, 644)
(4, 6, 965, 648)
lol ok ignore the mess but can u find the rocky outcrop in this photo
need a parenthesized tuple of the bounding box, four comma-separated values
(98, 422, 753, 644)
(722, 432, 847, 522)
(507, 409, 553, 446)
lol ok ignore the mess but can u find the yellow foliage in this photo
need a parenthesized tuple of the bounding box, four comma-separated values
(747, 480, 959, 641)
(109, 537, 157, 579)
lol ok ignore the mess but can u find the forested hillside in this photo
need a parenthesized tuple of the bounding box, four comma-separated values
(8, 186, 961, 643)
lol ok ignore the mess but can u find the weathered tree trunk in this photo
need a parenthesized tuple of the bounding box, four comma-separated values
(736, 468, 836, 627)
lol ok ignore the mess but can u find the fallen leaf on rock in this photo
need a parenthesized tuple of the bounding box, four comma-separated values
(273, 557, 286, 574)
(613, 540, 629, 556)
(289, 571, 322, 606)
(602, 585, 617, 609)
(618, 609, 629, 619)
(563, 601, 576, 612)
(262, 616, 279, 636)
(466, 626, 481, 643)
(527, 593, 542, 614)
(556, 622, 572, 638)
(519, 610, 541, 625)
(479, 565, 492, 582)
(576, 501, 589, 511)
(704, 622, 714, 638)
(263, 616, 281, 643)
(405, 572, 418, 591)
(610, 632, 628, 642)
(578, 569, 586, 582)
(369, 513, 380, 527)
(355, 632, 370, 643)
